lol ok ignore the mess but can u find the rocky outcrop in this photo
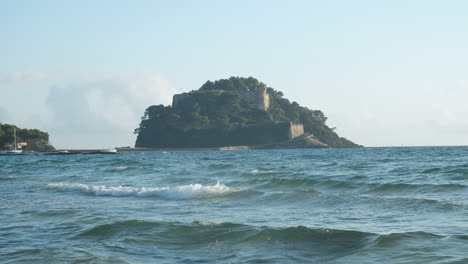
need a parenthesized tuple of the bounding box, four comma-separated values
(136, 77, 362, 149)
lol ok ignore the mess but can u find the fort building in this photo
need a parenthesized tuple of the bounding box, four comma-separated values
(172, 88, 270, 111)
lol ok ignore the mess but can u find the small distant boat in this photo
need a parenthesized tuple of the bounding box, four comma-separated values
(99, 149, 118, 153)
(6, 149, 22, 154)
(6, 128, 22, 154)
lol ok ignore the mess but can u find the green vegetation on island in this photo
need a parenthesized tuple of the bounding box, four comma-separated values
(135, 77, 361, 148)
(0, 123, 55, 152)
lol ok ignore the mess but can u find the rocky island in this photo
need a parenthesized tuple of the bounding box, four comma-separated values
(134, 77, 361, 149)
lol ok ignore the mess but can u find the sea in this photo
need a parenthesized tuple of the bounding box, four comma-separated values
(1, 147, 468, 264)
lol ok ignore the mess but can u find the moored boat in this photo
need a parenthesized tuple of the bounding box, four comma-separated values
(5, 128, 23, 154)
(99, 149, 118, 153)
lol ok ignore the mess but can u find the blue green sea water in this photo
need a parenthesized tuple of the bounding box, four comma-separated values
(1, 147, 468, 263)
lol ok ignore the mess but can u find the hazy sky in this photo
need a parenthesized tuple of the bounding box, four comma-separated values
(2, 0, 468, 148)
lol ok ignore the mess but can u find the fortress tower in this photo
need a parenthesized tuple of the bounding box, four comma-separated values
(239, 89, 270, 111)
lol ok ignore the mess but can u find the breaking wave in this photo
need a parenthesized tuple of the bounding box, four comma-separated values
(247, 169, 279, 175)
(46, 182, 239, 199)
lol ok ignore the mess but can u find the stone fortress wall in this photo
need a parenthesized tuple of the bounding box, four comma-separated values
(172, 89, 270, 111)
(172, 93, 192, 108)
(288, 123, 304, 140)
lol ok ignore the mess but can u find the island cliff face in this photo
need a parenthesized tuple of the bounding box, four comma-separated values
(134, 77, 361, 148)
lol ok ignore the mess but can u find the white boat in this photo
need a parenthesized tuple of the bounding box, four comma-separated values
(6, 128, 22, 154)
(6, 149, 22, 154)
(100, 149, 117, 153)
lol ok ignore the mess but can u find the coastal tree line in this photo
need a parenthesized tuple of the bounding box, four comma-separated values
(0, 123, 55, 151)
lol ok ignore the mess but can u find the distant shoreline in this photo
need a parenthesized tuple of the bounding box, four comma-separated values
(4, 145, 468, 155)
(61, 145, 468, 152)
(118, 146, 251, 151)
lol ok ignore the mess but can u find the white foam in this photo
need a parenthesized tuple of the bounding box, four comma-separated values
(46, 182, 236, 199)
(194, 220, 227, 226)
(249, 170, 278, 174)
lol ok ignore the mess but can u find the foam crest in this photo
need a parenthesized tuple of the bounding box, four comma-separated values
(46, 182, 236, 199)
(248, 169, 278, 174)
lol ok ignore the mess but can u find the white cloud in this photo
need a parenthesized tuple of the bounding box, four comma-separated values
(0, 106, 10, 123)
(458, 80, 468, 88)
(127, 71, 173, 106)
(0, 70, 176, 149)
(1, 71, 49, 83)
(322, 77, 468, 147)
(44, 71, 176, 148)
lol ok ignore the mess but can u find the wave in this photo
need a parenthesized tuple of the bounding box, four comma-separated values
(208, 164, 235, 170)
(75, 220, 377, 248)
(371, 231, 446, 249)
(239, 176, 468, 194)
(422, 167, 442, 174)
(421, 164, 468, 176)
(107, 159, 142, 166)
(46, 182, 242, 199)
(244, 177, 321, 190)
(364, 195, 466, 210)
(3, 169, 23, 175)
(25, 158, 66, 165)
(74, 219, 462, 261)
(247, 169, 279, 175)
(105, 166, 130, 172)
(2, 247, 131, 264)
(366, 182, 468, 194)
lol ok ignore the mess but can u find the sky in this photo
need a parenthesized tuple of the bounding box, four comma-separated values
(1, 0, 468, 148)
